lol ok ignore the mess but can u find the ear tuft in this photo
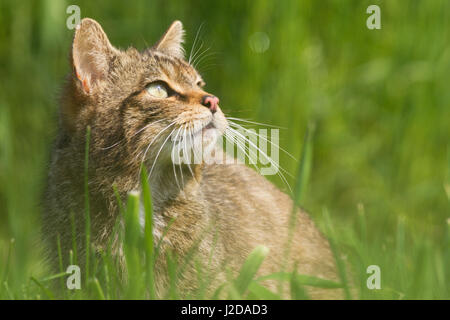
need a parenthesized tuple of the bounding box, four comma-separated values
(72, 18, 118, 94)
(153, 20, 185, 59)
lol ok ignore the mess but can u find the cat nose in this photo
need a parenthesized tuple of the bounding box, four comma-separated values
(201, 95, 219, 114)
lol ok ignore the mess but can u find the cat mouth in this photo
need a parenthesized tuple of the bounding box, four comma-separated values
(203, 121, 215, 130)
(193, 121, 215, 136)
(171, 120, 216, 143)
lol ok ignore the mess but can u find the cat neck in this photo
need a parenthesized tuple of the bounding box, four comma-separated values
(146, 162, 203, 208)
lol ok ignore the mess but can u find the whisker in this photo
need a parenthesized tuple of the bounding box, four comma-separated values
(196, 63, 221, 74)
(224, 131, 254, 166)
(189, 22, 205, 65)
(148, 127, 177, 179)
(228, 121, 297, 162)
(192, 45, 211, 70)
(171, 126, 184, 191)
(193, 50, 216, 70)
(186, 126, 197, 182)
(138, 122, 175, 163)
(235, 129, 293, 179)
(223, 131, 269, 179)
(226, 117, 286, 129)
(190, 41, 204, 67)
(177, 126, 185, 188)
(226, 127, 292, 192)
(101, 118, 166, 150)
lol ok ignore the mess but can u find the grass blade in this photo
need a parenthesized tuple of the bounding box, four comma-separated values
(257, 272, 343, 289)
(166, 249, 179, 299)
(322, 208, 352, 299)
(140, 166, 156, 299)
(290, 265, 310, 300)
(84, 126, 91, 286)
(234, 245, 269, 295)
(291, 123, 314, 210)
(247, 282, 282, 299)
(124, 190, 142, 299)
(92, 277, 106, 300)
(30, 277, 54, 300)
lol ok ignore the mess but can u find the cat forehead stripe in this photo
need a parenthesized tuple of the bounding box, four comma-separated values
(148, 51, 200, 86)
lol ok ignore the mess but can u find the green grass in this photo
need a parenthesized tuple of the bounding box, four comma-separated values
(4, 140, 343, 300)
(0, 0, 449, 299)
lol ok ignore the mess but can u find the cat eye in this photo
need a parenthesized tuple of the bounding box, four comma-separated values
(146, 82, 169, 99)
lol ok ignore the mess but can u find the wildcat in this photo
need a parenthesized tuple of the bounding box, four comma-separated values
(43, 18, 342, 299)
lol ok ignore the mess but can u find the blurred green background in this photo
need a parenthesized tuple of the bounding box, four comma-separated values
(0, 0, 449, 298)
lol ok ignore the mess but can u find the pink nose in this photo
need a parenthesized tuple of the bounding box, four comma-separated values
(201, 95, 219, 114)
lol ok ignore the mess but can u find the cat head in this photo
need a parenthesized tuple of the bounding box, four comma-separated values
(63, 18, 227, 172)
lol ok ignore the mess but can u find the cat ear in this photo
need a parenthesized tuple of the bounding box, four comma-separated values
(153, 21, 185, 59)
(71, 18, 118, 94)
